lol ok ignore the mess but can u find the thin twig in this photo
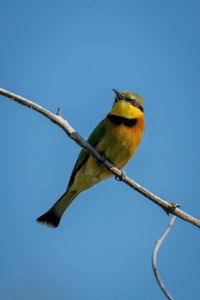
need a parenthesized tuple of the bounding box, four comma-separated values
(152, 216, 176, 300)
(1, 88, 200, 228)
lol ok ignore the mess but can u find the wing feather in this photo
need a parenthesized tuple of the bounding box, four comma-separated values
(67, 119, 107, 188)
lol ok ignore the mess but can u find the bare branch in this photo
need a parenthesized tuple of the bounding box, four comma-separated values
(152, 216, 176, 300)
(1, 88, 200, 228)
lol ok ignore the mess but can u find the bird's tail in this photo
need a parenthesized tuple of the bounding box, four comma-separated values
(36, 190, 78, 228)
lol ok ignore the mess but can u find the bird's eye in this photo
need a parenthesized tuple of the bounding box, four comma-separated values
(132, 98, 137, 105)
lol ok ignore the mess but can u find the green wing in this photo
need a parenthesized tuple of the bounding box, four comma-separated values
(67, 119, 107, 188)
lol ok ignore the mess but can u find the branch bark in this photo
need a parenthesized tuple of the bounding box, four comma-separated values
(1, 88, 200, 228)
(152, 216, 176, 300)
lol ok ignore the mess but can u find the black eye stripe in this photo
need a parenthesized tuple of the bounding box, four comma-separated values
(114, 96, 144, 112)
(139, 105, 144, 112)
(126, 98, 137, 105)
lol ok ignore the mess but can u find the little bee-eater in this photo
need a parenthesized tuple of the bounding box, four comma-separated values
(37, 89, 145, 227)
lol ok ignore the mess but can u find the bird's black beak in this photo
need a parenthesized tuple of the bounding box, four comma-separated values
(112, 89, 124, 100)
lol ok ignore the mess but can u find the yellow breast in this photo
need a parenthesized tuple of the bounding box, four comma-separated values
(99, 117, 144, 169)
(71, 100, 145, 193)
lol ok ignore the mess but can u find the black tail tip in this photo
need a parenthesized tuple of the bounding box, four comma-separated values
(36, 210, 61, 228)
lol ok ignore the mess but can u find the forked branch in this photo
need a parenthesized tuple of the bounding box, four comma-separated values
(1, 88, 200, 228)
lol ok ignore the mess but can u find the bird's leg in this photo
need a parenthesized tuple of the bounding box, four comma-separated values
(97, 153, 126, 182)
(100, 153, 106, 163)
(96, 152, 107, 165)
(115, 171, 126, 181)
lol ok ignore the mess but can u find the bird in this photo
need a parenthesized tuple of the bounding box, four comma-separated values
(37, 89, 145, 227)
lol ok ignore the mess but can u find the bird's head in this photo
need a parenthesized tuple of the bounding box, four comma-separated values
(110, 89, 144, 119)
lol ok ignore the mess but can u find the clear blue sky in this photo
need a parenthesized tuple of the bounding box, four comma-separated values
(1, 0, 200, 299)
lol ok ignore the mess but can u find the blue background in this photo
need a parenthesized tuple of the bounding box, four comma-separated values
(1, 0, 200, 299)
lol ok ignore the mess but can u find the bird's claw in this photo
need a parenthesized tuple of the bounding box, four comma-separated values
(100, 153, 106, 163)
(115, 171, 126, 181)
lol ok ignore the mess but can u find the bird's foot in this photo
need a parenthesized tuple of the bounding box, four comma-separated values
(99, 153, 106, 163)
(115, 171, 126, 181)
